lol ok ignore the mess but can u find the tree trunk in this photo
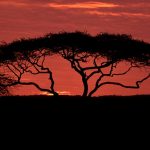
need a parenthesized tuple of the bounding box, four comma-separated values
(53, 91, 59, 96)
(82, 77, 88, 97)
(88, 87, 98, 97)
(88, 91, 94, 97)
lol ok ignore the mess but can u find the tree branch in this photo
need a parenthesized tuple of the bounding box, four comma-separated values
(86, 69, 102, 80)
(6, 50, 58, 96)
(101, 73, 150, 89)
(7, 64, 20, 79)
(33, 58, 57, 95)
(88, 73, 150, 97)
(82, 60, 113, 71)
(111, 62, 139, 77)
(5, 81, 55, 95)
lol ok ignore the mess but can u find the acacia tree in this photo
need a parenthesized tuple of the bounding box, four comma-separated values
(56, 32, 150, 96)
(87, 33, 150, 96)
(0, 40, 58, 96)
(0, 32, 150, 97)
(5, 50, 58, 96)
(59, 49, 150, 97)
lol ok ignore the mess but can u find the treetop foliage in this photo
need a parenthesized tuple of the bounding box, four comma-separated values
(96, 33, 150, 65)
(0, 31, 150, 66)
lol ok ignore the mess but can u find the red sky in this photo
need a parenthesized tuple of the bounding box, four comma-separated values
(0, 0, 150, 96)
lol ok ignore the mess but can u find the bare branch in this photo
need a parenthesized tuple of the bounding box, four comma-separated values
(4, 49, 58, 96)
(88, 73, 150, 97)
(111, 62, 140, 77)
(86, 69, 101, 80)
(82, 60, 113, 71)
(74, 60, 84, 71)
(100, 73, 150, 89)
(69, 60, 82, 75)
(7, 64, 20, 79)
(5, 81, 55, 95)
(86, 56, 105, 80)
(41, 55, 45, 67)
(32, 59, 57, 94)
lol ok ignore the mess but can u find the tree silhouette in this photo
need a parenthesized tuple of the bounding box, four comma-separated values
(0, 41, 58, 96)
(0, 72, 16, 96)
(0, 51, 16, 96)
(55, 32, 150, 96)
(87, 33, 150, 96)
(0, 31, 149, 96)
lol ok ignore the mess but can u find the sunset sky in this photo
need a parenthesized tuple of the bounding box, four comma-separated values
(0, 0, 150, 96)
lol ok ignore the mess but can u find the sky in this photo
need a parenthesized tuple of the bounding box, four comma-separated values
(0, 0, 150, 96)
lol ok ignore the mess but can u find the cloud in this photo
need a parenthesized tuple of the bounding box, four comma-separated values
(0, 1, 119, 9)
(0, 0, 27, 7)
(0, 0, 150, 43)
(86, 10, 150, 18)
(46, 2, 119, 9)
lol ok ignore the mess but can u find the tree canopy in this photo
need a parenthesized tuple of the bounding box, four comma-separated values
(0, 31, 150, 96)
(1, 31, 149, 66)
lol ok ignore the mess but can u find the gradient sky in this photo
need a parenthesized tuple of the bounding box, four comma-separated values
(0, 0, 150, 96)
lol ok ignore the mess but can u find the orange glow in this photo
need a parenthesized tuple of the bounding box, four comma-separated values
(47, 2, 118, 9)
(41, 92, 53, 96)
(41, 91, 71, 96)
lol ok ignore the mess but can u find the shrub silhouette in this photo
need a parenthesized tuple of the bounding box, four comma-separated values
(0, 31, 149, 96)
(0, 73, 15, 96)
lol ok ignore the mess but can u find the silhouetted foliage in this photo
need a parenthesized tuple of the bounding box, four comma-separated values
(0, 49, 58, 96)
(95, 33, 150, 66)
(1, 31, 149, 65)
(0, 31, 150, 96)
(0, 73, 15, 96)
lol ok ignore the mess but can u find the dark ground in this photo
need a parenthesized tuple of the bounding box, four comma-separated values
(0, 95, 150, 113)
(0, 96, 148, 144)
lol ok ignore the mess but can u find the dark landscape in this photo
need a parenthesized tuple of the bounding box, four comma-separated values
(0, 95, 150, 113)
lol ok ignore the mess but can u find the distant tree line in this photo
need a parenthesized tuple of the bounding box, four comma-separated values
(0, 31, 150, 96)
